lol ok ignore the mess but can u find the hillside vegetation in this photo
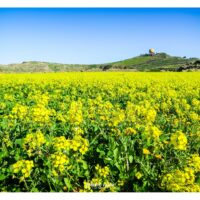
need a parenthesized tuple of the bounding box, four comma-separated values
(0, 53, 199, 73)
(110, 53, 198, 71)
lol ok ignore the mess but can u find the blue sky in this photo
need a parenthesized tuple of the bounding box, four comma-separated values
(0, 8, 200, 64)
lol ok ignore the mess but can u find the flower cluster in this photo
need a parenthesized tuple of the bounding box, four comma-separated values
(72, 127, 84, 135)
(53, 136, 71, 152)
(56, 112, 66, 123)
(31, 105, 55, 124)
(187, 154, 200, 172)
(71, 135, 89, 155)
(95, 164, 110, 178)
(124, 127, 136, 135)
(146, 109, 157, 123)
(12, 160, 34, 179)
(170, 131, 188, 150)
(80, 165, 114, 192)
(23, 130, 46, 156)
(161, 168, 200, 192)
(67, 101, 83, 126)
(110, 109, 125, 127)
(11, 104, 28, 120)
(50, 152, 69, 175)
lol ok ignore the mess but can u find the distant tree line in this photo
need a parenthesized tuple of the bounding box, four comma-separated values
(177, 60, 200, 71)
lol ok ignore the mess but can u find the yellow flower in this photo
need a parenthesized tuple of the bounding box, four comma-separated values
(72, 127, 84, 135)
(151, 126, 162, 139)
(155, 154, 162, 160)
(146, 109, 157, 122)
(117, 180, 124, 186)
(135, 172, 143, 179)
(83, 181, 91, 190)
(189, 112, 198, 121)
(63, 186, 67, 191)
(143, 148, 151, 155)
(125, 127, 136, 135)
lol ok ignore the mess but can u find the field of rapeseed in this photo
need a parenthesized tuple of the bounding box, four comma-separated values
(0, 72, 199, 192)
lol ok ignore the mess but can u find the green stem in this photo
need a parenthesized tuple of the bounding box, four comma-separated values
(24, 178, 29, 191)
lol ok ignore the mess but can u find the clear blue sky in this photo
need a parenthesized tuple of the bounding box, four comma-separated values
(0, 8, 200, 64)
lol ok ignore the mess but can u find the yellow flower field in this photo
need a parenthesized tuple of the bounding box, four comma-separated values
(0, 72, 199, 192)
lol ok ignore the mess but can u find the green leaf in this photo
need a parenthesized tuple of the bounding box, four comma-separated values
(14, 152, 20, 161)
(0, 151, 8, 161)
(105, 157, 112, 162)
(64, 178, 72, 190)
(31, 188, 39, 192)
(15, 139, 23, 147)
(115, 163, 121, 170)
(93, 125, 99, 132)
(196, 173, 200, 184)
(113, 148, 119, 160)
(129, 155, 134, 163)
(82, 160, 88, 169)
(96, 147, 105, 157)
(0, 174, 6, 181)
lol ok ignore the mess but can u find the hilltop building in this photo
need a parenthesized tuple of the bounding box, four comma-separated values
(149, 48, 155, 56)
